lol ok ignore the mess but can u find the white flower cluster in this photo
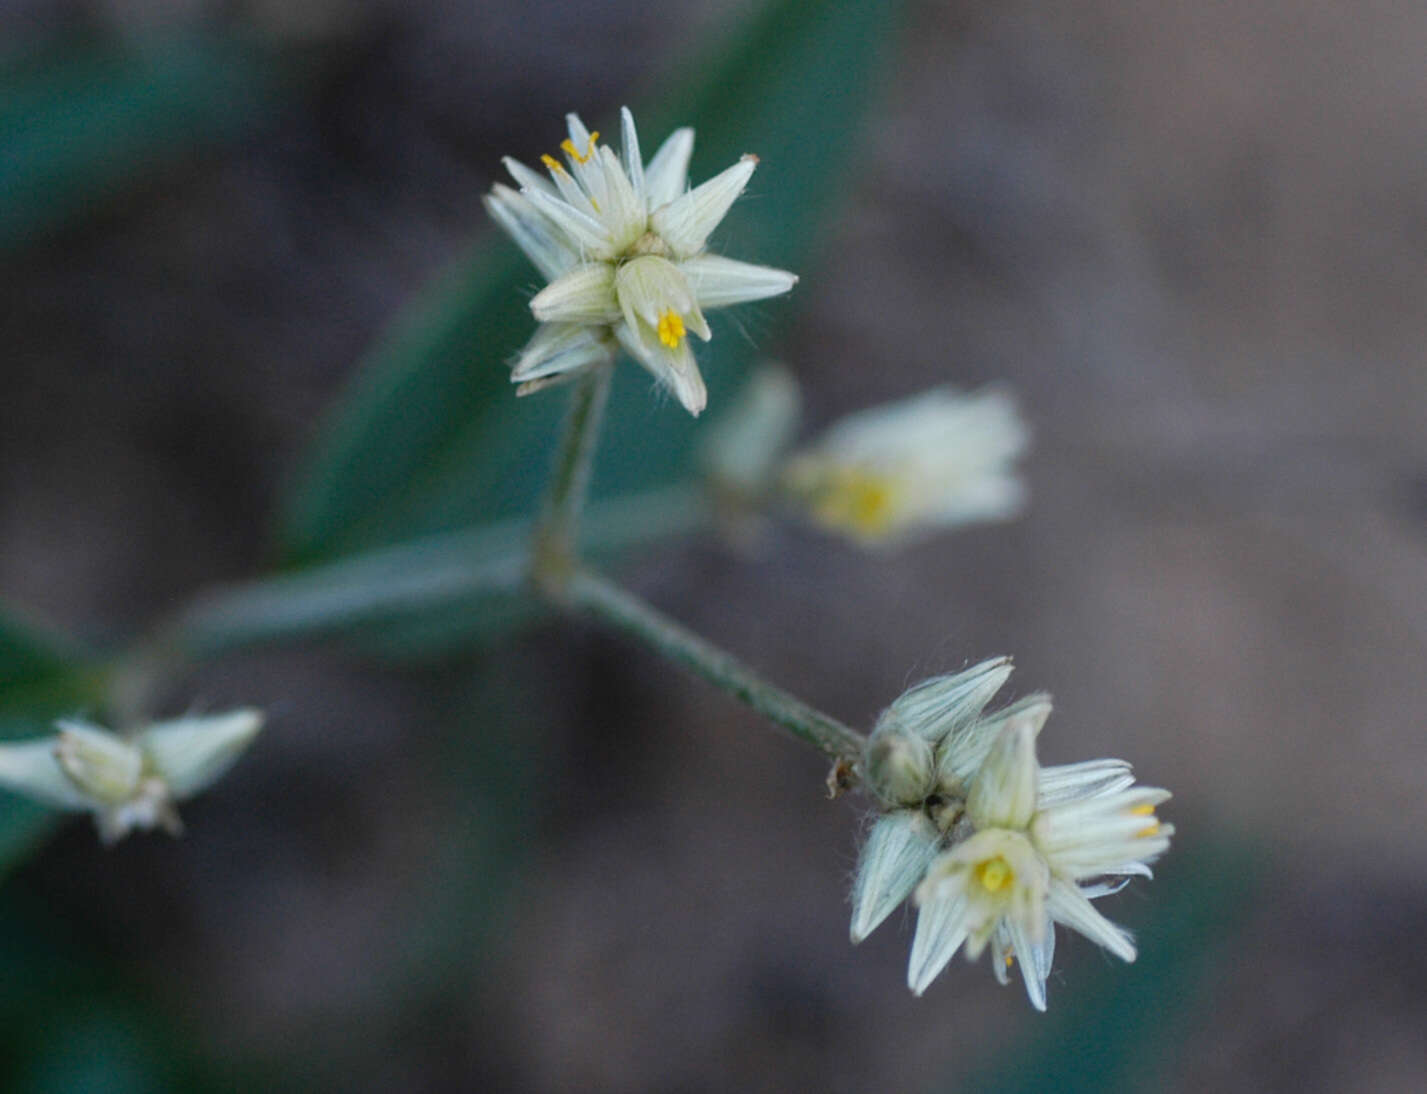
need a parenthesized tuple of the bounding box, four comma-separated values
(850, 660, 1172, 1010)
(486, 108, 798, 414)
(0, 710, 264, 844)
(699, 366, 1031, 548)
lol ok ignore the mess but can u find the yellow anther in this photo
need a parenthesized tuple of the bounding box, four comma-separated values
(540, 153, 565, 173)
(1135, 823, 1161, 839)
(1004, 953, 1016, 968)
(560, 131, 600, 165)
(975, 856, 1014, 894)
(1129, 804, 1155, 816)
(657, 309, 686, 348)
(812, 469, 898, 538)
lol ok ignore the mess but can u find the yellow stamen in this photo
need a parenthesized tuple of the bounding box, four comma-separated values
(1135, 823, 1161, 838)
(559, 131, 600, 165)
(657, 309, 686, 348)
(812, 469, 899, 537)
(1129, 804, 1155, 816)
(540, 153, 565, 173)
(1004, 953, 1016, 968)
(975, 856, 1013, 894)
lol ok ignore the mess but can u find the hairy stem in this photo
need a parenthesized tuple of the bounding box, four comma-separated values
(566, 567, 867, 763)
(530, 365, 613, 593)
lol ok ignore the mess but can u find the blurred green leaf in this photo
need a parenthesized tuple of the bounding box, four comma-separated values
(279, 0, 907, 563)
(0, 35, 281, 252)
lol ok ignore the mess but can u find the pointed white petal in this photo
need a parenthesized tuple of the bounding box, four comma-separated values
(1047, 878, 1136, 962)
(0, 737, 92, 811)
(967, 716, 1040, 831)
(907, 890, 969, 995)
(597, 145, 647, 251)
(1005, 915, 1054, 1011)
(650, 154, 757, 258)
(681, 255, 798, 309)
(644, 126, 694, 210)
(501, 156, 557, 196)
(878, 658, 1013, 746)
(620, 106, 644, 206)
(615, 322, 708, 416)
(530, 264, 620, 324)
(483, 185, 577, 280)
(938, 693, 1050, 795)
(140, 709, 264, 800)
(849, 812, 941, 943)
(525, 188, 614, 259)
(511, 323, 615, 382)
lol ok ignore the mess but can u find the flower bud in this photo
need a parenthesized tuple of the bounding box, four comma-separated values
(862, 726, 935, 808)
(849, 811, 941, 944)
(966, 715, 1041, 832)
(936, 692, 1052, 797)
(54, 721, 143, 805)
(876, 658, 1013, 744)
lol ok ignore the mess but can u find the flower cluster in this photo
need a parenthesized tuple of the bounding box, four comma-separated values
(781, 385, 1029, 546)
(485, 108, 798, 414)
(850, 660, 1172, 1010)
(0, 710, 264, 843)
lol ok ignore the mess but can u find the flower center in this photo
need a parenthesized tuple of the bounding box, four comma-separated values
(975, 855, 1014, 893)
(657, 310, 687, 348)
(812, 469, 898, 536)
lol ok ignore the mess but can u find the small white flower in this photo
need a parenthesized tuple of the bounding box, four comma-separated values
(485, 108, 798, 415)
(0, 710, 264, 844)
(780, 385, 1030, 545)
(910, 719, 1173, 1009)
(847, 664, 1171, 1010)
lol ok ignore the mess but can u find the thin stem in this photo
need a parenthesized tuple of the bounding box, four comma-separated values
(531, 364, 613, 592)
(566, 567, 867, 763)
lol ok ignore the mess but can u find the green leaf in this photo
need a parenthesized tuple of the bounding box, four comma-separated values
(279, 0, 908, 563)
(0, 35, 281, 252)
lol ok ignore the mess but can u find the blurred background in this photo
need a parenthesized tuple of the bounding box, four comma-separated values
(2, 0, 1426, 1090)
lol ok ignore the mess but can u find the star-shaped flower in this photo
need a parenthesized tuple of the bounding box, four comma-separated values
(485, 108, 798, 414)
(0, 710, 264, 843)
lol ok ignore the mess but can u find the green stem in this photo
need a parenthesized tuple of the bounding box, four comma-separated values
(566, 567, 867, 763)
(531, 364, 613, 592)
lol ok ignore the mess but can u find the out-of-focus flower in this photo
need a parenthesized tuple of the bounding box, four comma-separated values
(485, 108, 798, 415)
(781, 386, 1029, 546)
(0, 710, 264, 844)
(699, 363, 802, 501)
(848, 664, 1172, 1010)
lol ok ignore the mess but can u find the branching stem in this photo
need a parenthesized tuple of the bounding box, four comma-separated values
(566, 566, 867, 764)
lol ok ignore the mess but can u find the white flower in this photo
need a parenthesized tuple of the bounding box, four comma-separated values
(780, 385, 1030, 545)
(909, 718, 1173, 1009)
(0, 710, 264, 844)
(485, 108, 798, 415)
